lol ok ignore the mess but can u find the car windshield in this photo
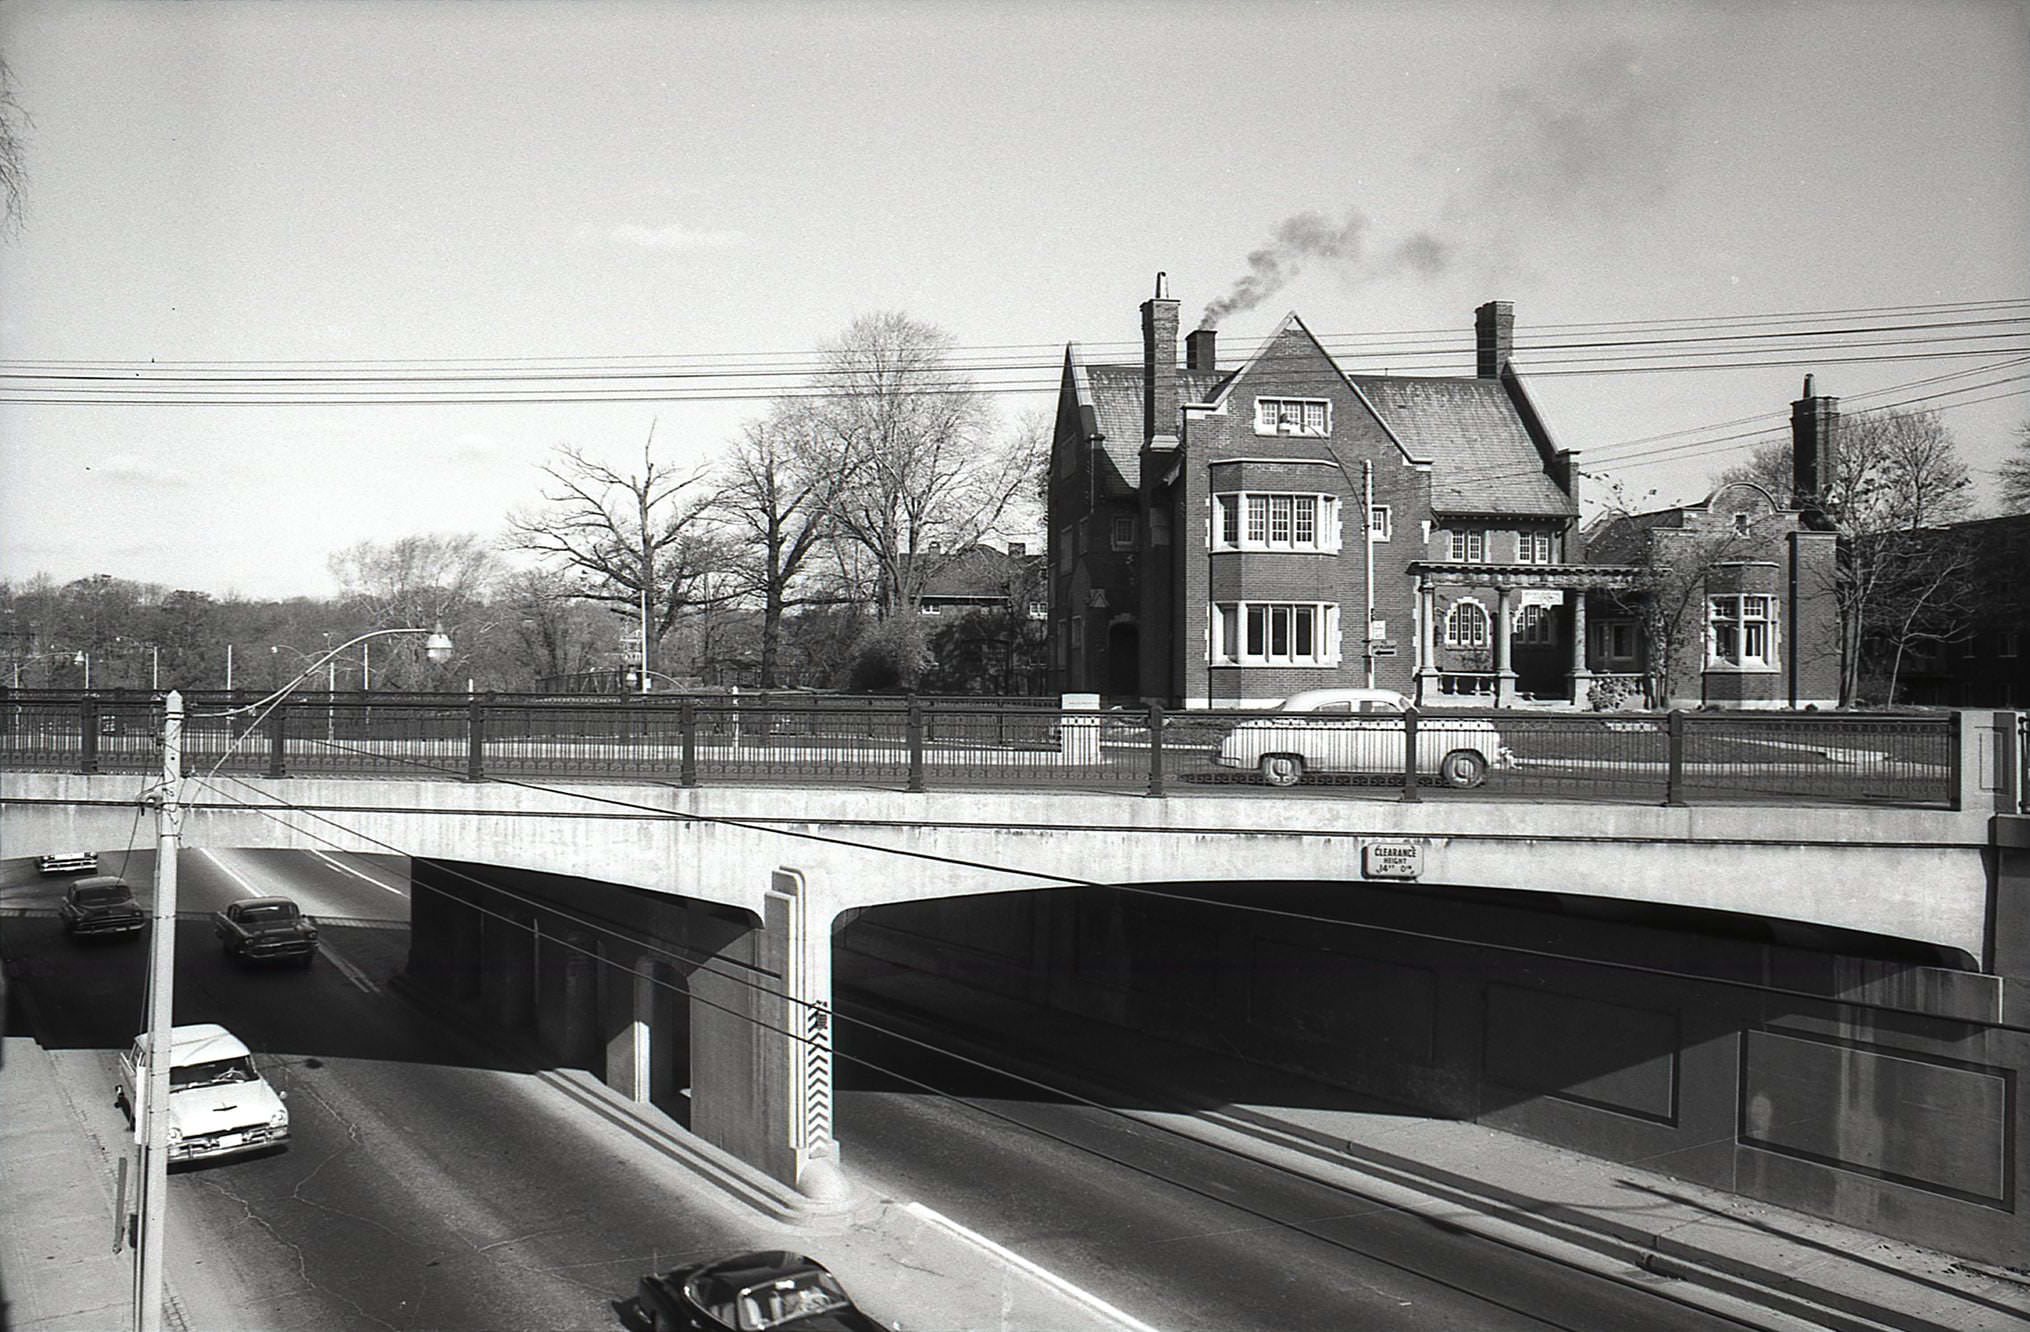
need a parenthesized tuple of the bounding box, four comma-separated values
(74, 885, 133, 906)
(238, 903, 298, 925)
(170, 1055, 257, 1090)
(731, 1272, 851, 1330)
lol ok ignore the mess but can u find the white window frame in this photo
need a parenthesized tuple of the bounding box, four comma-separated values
(1253, 396, 1332, 437)
(1368, 505, 1391, 542)
(1210, 601, 1341, 667)
(1443, 599, 1490, 649)
(1448, 528, 1488, 563)
(1210, 491, 1341, 553)
(1515, 602, 1555, 645)
(1516, 531, 1553, 564)
(1707, 593, 1776, 669)
(1598, 621, 1637, 663)
(1110, 514, 1136, 550)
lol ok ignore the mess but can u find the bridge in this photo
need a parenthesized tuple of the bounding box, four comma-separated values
(4, 690, 2029, 1267)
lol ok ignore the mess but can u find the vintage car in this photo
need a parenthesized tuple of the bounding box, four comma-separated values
(633, 1251, 886, 1332)
(115, 1023, 289, 1164)
(57, 875, 147, 938)
(213, 896, 319, 966)
(1211, 687, 1513, 788)
(38, 850, 99, 876)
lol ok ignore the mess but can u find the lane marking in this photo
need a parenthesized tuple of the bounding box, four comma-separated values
(200, 849, 264, 897)
(902, 1201, 1162, 1332)
(312, 850, 409, 898)
(320, 944, 380, 996)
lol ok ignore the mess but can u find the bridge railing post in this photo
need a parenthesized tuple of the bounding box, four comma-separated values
(1146, 702, 1166, 797)
(679, 697, 699, 786)
(906, 696, 925, 793)
(267, 700, 288, 778)
(1398, 706, 1421, 802)
(1665, 709, 1687, 806)
(1947, 708, 1963, 813)
(466, 693, 486, 782)
(79, 695, 100, 774)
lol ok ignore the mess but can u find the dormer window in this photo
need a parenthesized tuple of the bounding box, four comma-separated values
(1254, 397, 1330, 437)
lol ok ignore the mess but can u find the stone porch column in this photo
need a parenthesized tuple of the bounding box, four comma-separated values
(1568, 590, 1593, 706)
(1494, 586, 1517, 707)
(1415, 578, 1438, 705)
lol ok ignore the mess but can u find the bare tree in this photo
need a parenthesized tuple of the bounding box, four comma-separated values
(707, 412, 837, 686)
(327, 533, 502, 687)
(1999, 420, 2030, 515)
(504, 426, 714, 682)
(0, 56, 30, 237)
(788, 313, 1031, 617)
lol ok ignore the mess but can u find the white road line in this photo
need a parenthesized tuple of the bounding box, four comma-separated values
(320, 944, 380, 996)
(902, 1201, 1163, 1332)
(312, 850, 409, 898)
(200, 849, 264, 897)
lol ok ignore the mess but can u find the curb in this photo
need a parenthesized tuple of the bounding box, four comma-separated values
(841, 983, 1970, 1332)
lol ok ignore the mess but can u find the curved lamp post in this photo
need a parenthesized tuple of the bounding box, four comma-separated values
(133, 625, 451, 1332)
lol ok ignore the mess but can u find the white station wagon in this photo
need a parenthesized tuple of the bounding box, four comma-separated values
(1212, 688, 1513, 789)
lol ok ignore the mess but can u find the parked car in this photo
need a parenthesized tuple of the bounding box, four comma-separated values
(1211, 687, 1513, 789)
(38, 850, 99, 875)
(115, 1023, 289, 1164)
(57, 875, 146, 938)
(213, 896, 319, 966)
(633, 1251, 886, 1332)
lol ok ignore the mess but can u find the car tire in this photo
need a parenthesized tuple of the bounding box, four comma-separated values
(1259, 754, 1304, 787)
(1440, 749, 1488, 789)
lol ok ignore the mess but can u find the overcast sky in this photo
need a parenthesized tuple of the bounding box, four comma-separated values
(2, 0, 2026, 600)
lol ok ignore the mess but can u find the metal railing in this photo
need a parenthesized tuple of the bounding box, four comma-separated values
(0, 688, 1971, 810)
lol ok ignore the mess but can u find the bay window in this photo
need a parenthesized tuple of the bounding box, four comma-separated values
(1211, 491, 1340, 553)
(1708, 593, 1774, 667)
(1212, 601, 1340, 666)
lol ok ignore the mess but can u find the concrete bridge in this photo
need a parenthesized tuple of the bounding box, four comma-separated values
(4, 708, 2029, 1266)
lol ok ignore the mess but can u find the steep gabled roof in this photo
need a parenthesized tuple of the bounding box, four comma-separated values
(1350, 374, 1575, 518)
(1075, 360, 1226, 493)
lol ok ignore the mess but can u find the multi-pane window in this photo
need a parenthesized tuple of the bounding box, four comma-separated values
(1369, 505, 1391, 541)
(1444, 600, 1490, 648)
(1253, 397, 1331, 436)
(1515, 603, 1555, 645)
(1708, 593, 1774, 667)
(1110, 515, 1136, 550)
(1598, 621, 1637, 663)
(1517, 531, 1553, 564)
(1212, 602, 1338, 666)
(1213, 492, 1340, 552)
(1448, 529, 1488, 562)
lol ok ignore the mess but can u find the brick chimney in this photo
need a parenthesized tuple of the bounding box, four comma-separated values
(1142, 273, 1180, 450)
(1475, 300, 1514, 379)
(1185, 328, 1216, 373)
(1790, 373, 1839, 530)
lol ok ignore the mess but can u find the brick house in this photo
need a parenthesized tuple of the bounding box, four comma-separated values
(1877, 512, 2029, 707)
(1048, 273, 1638, 707)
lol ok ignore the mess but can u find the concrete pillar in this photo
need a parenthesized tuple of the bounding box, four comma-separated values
(1568, 591, 1593, 706)
(688, 868, 846, 1202)
(407, 860, 483, 1002)
(1415, 579, 1438, 705)
(649, 958, 690, 1120)
(480, 909, 536, 1035)
(536, 925, 600, 1073)
(1494, 586, 1517, 707)
(603, 946, 654, 1102)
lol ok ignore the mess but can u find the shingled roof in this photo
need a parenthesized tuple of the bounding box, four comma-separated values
(1072, 358, 1227, 494)
(1350, 374, 1575, 519)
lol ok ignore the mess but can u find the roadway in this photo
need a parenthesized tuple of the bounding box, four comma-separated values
(3, 850, 1763, 1331)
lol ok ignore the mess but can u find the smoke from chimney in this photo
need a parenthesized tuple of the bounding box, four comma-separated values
(1198, 209, 1449, 330)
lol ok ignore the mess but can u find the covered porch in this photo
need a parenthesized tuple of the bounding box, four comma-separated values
(1408, 561, 1644, 708)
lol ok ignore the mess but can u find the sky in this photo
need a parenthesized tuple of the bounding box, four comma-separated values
(2, 0, 2026, 601)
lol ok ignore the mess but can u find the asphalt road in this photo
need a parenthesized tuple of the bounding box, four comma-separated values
(5, 849, 1758, 1331)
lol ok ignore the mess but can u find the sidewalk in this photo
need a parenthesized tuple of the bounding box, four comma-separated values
(0, 1037, 136, 1332)
(840, 964, 2030, 1332)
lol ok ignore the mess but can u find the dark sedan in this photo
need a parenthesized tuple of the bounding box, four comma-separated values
(57, 876, 147, 938)
(632, 1252, 885, 1332)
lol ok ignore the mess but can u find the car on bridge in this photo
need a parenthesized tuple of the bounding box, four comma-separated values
(1211, 687, 1514, 789)
(213, 896, 320, 966)
(38, 850, 99, 875)
(115, 1023, 290, 1164)
(57, 875, 146, 939)
(630, 1251, 886, 1331)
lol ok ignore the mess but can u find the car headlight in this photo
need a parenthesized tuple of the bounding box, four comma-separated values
(165, 1126, 182, 1144)
(268, 1107, 289, 1130)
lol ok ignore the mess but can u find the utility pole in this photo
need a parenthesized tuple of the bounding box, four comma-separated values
(135, 691, 182, 1332)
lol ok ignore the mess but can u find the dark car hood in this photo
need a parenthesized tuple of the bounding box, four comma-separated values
(242, 922, 313, 936)
(76, 903, 143, 917)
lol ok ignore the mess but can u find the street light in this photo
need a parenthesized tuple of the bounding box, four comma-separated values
(133, 625, 452, 1332)
(73, 648, 90, 690)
